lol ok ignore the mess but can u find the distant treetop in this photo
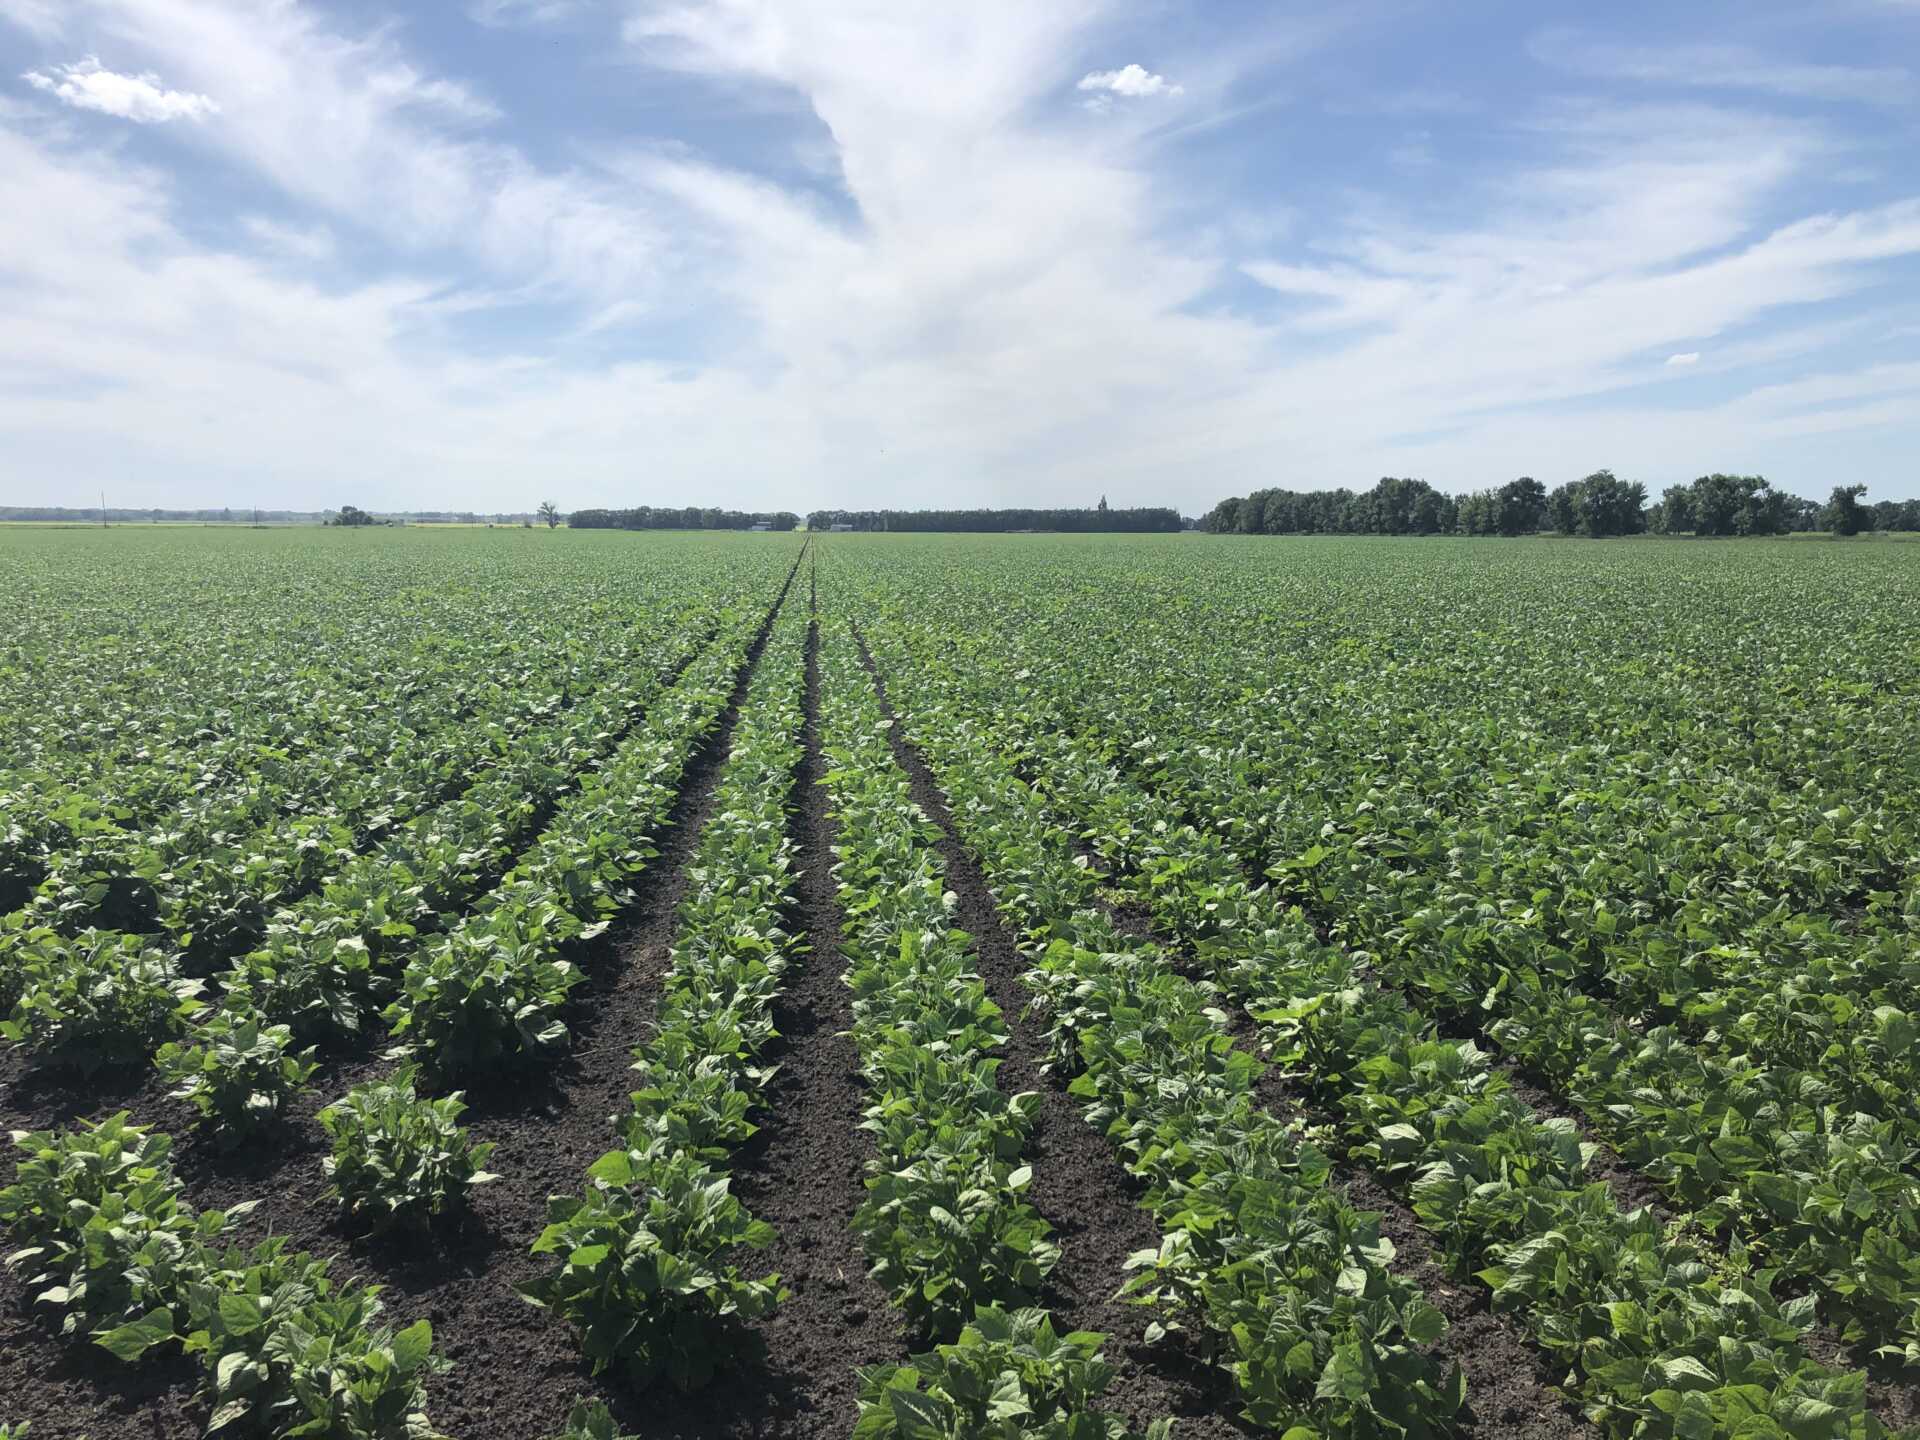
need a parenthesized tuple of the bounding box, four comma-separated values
(568, 507, 799, 531)
(805, 506, 1181, 533)
(1200, 474, 1916, 538)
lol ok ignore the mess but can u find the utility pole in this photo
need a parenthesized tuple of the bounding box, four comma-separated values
(100, 489, 107, 528)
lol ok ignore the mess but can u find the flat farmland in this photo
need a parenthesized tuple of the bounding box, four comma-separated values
(2, 526, 1918, 1440)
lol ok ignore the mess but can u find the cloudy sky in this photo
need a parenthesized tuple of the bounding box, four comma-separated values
(4, 0, 1919, 514)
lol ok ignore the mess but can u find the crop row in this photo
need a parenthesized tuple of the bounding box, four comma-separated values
(834, 547, 1920, 1372)
(854, 610, 1891, 1440)
(1021, 657, 1920, 1371)
(0, 588, 666, 876)
(0, 1111, 448, 1437)
(0, 560, 804, 1437)
(0, 610, 720, 1005)
(0, 612, 737, 1097)
(1, 558, 804, 1160)
(0, 531, 781, 800)
(1105, 660, 1920, 1168)
(818, 612, 1182, 1440)
(522, 594, 809, 1389)
(843, 621, 1468, 1439)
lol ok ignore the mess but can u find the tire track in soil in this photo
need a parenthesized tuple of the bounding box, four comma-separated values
(855, 627, 1600, 1440)
(0, 552, 805, 1440)
(850, 627, 1253, 1440)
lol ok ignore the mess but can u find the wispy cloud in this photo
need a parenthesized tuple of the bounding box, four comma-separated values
(1530, 28, 1914, 106)
(30, 1, 664, 307)
(466, 0, 583, 29)
(366, 67, 501, 125)
(23, 56, 217, 123)
(241, 215, 337, 264)
(0, 0, 65, 40)
(2, 0, 1918, 511)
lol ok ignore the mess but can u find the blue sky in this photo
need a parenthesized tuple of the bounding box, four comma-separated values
(2, 0, 1918, 514)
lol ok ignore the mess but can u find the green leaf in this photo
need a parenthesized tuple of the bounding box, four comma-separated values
(218, 1290, 264, 1336)
(96, 1308, 174, 1362)
(886, 1387, 953, 1440)
(587, 1149, 634, 1185)
(390, 1319, 434, 1374)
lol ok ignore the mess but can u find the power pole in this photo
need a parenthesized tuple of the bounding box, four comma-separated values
(100, 489, 107, 528)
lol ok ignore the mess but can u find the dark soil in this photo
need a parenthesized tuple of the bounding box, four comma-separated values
(1496, 1067, 1671, 1217)
(857, 637, 1608, 1440)
(1218, 989, 1593, 1440)
(0, 558, 804, 1440)
(0, 611, 738, 1140)
(853, 628, 1254, 1440)
(1336, 1165, 1592, 1440)
(1061, 719, 1920, 1438)
(705, 612, 909, 1438)
(7, 551, 1903, 1440)
(1801, 1326, 1920, 1434)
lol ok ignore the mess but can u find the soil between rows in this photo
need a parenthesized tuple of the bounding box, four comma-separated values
(1007, 695, 1920, 1437)
(853, 624, 1606, 1440)
(0, 560, 804, 1440)
(851, 625, 1252, 1440)
(710, 610, 907, 1438)
(0, 610, 741, 1141)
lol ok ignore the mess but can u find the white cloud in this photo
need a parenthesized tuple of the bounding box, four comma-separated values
(1078, 63, 1183, 100)
(366, 68, 500, 124)
(22, 56, 218, 123)
(1666, 351, 1701, 366)
(3, 3, 1919, 511)
(34, 1, 665, 308)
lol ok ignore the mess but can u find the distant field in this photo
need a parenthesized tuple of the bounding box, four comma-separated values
(2, 525, 1918, 1440)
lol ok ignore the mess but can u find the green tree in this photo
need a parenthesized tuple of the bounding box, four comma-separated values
(537, 501, 560, 529)
(1495, 476, 1546, 535)
(1824, 483, 1868, 537)
(1455, 489, 1495, 535)
(1653, 484, 1696, 535)
(1546, 482, 1579, 535)
(1688, 474, 1775, 536)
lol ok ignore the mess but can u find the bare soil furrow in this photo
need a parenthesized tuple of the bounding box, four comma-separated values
(0, 556, 803, 1440)
(852, 629, 1255, 1440)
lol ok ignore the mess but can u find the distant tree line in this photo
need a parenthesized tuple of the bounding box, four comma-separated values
(568, 507, 800, 531)
(1205, 473, 1919, 538)
(1, 506, 327, 524)
(0, 506, 543, 525)
(806, 503, 1183, 533)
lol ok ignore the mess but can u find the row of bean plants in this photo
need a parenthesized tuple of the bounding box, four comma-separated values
(523, 597, 809, 1389)
(850, 595, 1890, 1440)
(842, 620, 1467, 1440)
